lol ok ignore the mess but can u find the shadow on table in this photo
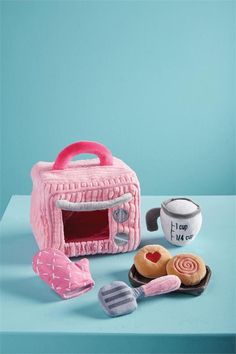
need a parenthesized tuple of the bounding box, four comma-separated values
(1, 276, 61, 303)
(73, 301, 109, 320)
(108, 268, 130, 283)
(71, 292, 194, 320)
(0, 232, 37, 266)
(140, 234, 177, 250)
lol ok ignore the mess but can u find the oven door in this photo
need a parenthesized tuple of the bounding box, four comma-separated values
(56, 193, 132, 244)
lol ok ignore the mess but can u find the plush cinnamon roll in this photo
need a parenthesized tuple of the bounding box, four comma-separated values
(166, 254, 206, 286)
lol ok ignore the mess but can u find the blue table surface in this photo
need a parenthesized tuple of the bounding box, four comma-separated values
(0, 196, 236, 352)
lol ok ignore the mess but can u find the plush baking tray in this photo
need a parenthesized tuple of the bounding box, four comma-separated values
(128, 264, 212, 296)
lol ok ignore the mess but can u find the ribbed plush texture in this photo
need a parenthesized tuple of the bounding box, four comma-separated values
(142, 275, 181, 297)
(53, 141, 113, 169)
(30, 157, 140, 257)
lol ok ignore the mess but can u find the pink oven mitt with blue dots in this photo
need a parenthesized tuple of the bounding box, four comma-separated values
(32, 248, 95, 299)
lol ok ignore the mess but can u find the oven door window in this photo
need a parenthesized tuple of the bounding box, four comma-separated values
(62, 209, 109, 243)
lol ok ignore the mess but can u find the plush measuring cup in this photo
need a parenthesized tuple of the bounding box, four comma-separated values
(146, 198, 202, 246)
(98, 275, 181, 317)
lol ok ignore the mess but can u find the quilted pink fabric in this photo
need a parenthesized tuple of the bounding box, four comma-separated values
(32, 248, 95, 299)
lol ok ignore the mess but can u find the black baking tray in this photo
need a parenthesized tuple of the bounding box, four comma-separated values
(128, 264, 212, 296)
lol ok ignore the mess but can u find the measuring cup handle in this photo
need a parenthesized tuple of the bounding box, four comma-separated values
(146, 208, 161, 231)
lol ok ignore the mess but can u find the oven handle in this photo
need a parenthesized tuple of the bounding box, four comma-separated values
(56, 193, 133, 212)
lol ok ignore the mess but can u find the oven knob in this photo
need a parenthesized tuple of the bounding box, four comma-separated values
(114, 232, 129, 246)
(113, 208, 129, 223)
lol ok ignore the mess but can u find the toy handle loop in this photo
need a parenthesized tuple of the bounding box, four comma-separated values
(53, 141, 113, 170)
(146, 208, 161, 231)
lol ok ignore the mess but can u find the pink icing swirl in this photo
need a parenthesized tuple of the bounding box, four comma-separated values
(173, 256, 199, 275)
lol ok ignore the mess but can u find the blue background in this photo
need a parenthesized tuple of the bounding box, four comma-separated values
(1, 0, 235, 216)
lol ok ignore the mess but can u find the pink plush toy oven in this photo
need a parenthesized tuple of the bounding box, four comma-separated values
(30, 141, 140, 257)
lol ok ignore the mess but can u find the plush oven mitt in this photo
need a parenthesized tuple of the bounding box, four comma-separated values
(32, 248, 95, 299)
(98, 275, 181, 317)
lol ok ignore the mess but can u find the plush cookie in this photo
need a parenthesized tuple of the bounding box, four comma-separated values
(166, 253, 206, 286)
(134, 245, 172, 279)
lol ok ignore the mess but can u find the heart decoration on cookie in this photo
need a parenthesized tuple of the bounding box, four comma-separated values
(134, 245, 172, 278)
(146, 252, 161, 263)
(130, 245, 211, 296)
